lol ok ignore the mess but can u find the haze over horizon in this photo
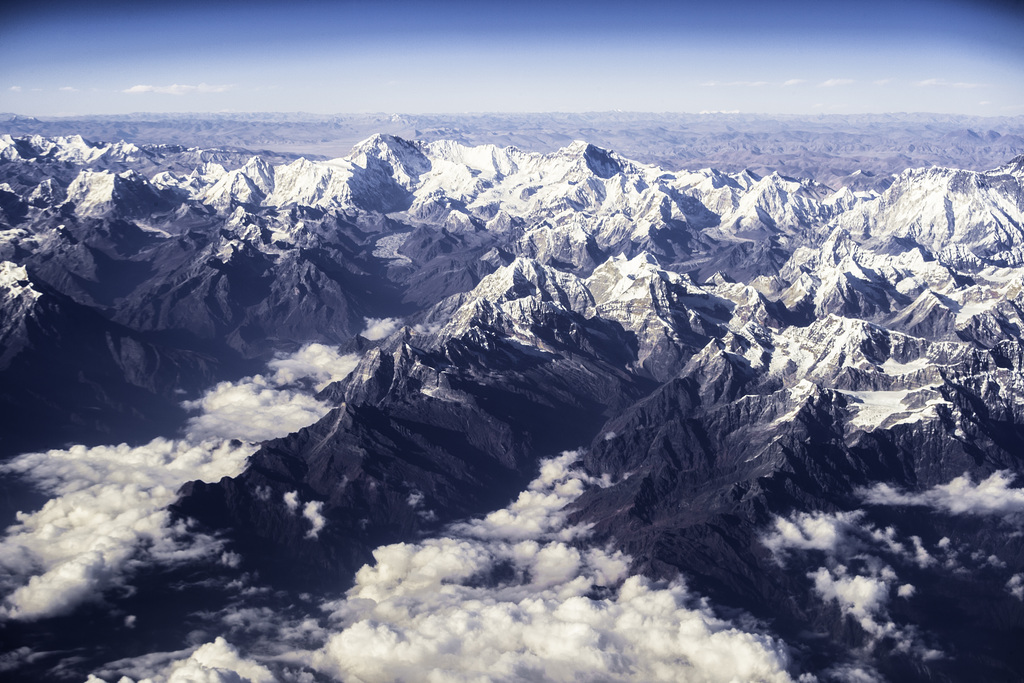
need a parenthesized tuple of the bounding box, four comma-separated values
(2, 0, 1023, 118)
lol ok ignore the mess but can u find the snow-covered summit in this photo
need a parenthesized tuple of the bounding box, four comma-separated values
(835, 165, 1024, 264)
(63, 168, 168, 217)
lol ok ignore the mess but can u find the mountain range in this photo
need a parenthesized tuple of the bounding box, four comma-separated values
(1, 129, 1024, 682)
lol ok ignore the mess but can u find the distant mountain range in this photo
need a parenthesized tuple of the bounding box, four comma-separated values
(4, 111, 1024, 187)
(1, 126, 1023, 682)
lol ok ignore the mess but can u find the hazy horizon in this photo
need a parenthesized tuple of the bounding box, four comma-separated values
(3, 0, 1022, 118)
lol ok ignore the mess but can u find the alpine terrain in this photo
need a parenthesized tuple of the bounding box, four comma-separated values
(1, 129, 1024, 682)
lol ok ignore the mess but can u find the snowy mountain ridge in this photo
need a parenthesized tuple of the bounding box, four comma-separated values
(2, 131, 1024, 683)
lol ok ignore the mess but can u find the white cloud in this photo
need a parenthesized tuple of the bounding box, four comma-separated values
(167, 637, 274, 683)
(181, 374, 328, 442)
(450, 451, 610, 541)
(123, 83, 234, 95)
(0, 345, 356, 621)
(823, 663, 886, 683)
(908, 536, 934, 568)
(810, 564, 893, 635)
(111, 453, 798, 683)
(1008, 574, 1024, 600)
(59, 86, 79, 92)
(819, 78, 855, 87)
(406, 491, 437, 521)
(8, 86, 22, 92)
(183, 344, 357, 442)
(266, 343, 359, 391)
(782, 79, 806, 87)
(89, 637, 274, 683)
(763, 510, 941, 659)
(810, 560, 937, 661)
(283, 490, 299, 513)
(0, 438, 251, 620)
(360, 316, 402, 340)
(311, 570, 795, 683)
(762, 510, 865, 561)
(861, 471, 1024, 519)
(297, 453, 796, 683)
(302, 501, 326, 539)
(915, 78, 986, 88)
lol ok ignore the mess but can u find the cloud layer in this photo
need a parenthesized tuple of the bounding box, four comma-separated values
(862, 471, 1024, 518)
(0, 344, 357, 621)
(96, 453, 798, 683)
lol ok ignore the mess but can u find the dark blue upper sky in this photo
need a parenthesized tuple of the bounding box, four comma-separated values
(2, 0, 1022, 115)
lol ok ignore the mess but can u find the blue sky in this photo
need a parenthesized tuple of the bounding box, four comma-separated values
(2, 0, 1022, 116)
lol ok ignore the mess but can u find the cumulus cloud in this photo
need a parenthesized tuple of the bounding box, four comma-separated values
(181, 375, 328, 442)
(266, 343, 359, 390)
(406, 490, 437, 521)
(103, 453, 798, 683)
(123, 83, 233, 95)
(166, 637, 274, 683)
(89, 637, 274, 683)
(763, 510, 941, 659)
(302, 501, 326, 539)
(823, 663, 886, 683)
(0, 344, 356, 621)
(304, 453, 796, 683)
(810, 561, 938, 660)
(360, 316, 402, 340)
(312, 570, 795, 683)
(1009, 574, 1024, 600)
(451, 451, 610, 541)
(0, 438, 251, 620)
(762, 510, 865, 561)
(183, 344, 358, 442)
(861, 471, 1024, 519)
(810, 563, 896, 637)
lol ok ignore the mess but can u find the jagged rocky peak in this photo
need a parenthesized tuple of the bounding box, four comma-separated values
(587, 252, 667, 303)
(587, 251, 722, 323)
(424, 139, 525, 179)
(348, 133, 431, 190)
(240, 155, 276, 194)
(1003, 153, 1024, 177)
(0, 260, 40, 305)
(0, 261, 42, 367)
(62, 167, 168, 216)
(839, 163, 1024, 263)
(28, 177, 66, 207)
(463, 256, 594, 311)
(201, 158, 276, 211)
(564, 139, 626, 179)
(191, 160, 228, 179)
